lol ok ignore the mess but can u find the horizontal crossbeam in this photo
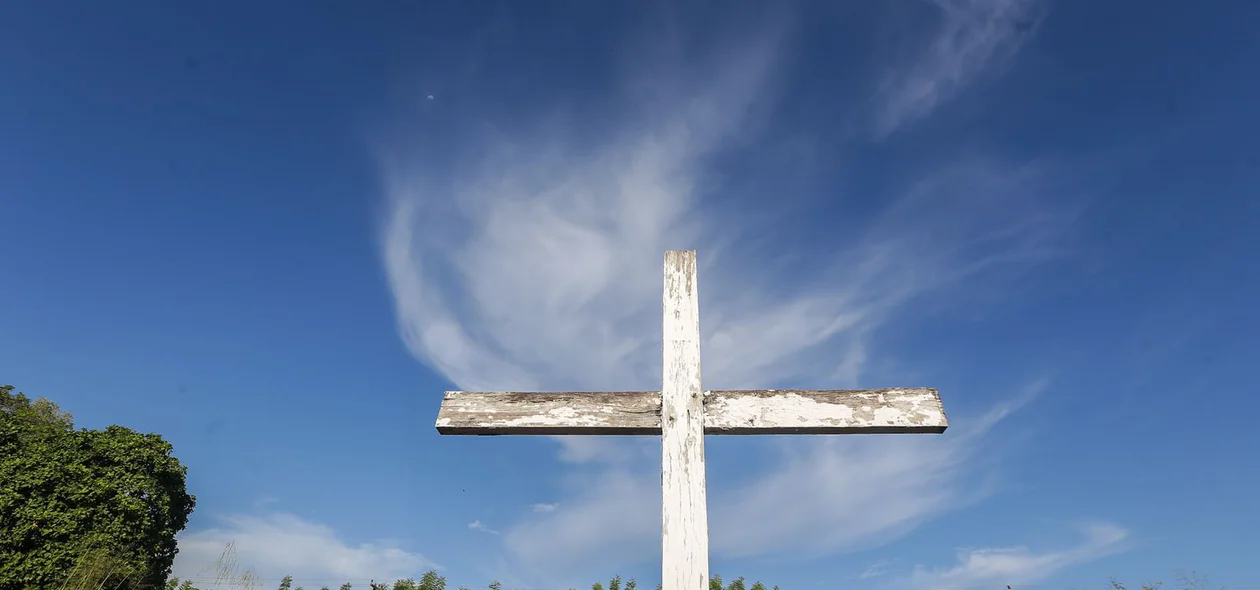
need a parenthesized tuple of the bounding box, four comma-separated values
(435, 387, 947, 435)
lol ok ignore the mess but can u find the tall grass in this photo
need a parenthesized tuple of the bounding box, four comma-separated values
(58, 541, 259, 590)
(57, 545, 140, 590)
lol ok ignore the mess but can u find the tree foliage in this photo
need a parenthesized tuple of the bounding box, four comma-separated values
(0, 384, 197, 590)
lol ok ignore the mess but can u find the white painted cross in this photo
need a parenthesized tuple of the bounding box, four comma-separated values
(435, 250, 948, 590)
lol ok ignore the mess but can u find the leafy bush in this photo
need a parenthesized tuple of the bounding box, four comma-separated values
(1, 385, 196, 590)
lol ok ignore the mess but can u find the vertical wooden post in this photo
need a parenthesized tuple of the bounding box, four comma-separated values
(660, 250, 708, 590)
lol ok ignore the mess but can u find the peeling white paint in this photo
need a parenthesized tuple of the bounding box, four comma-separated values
(705, 388, 946, 431)
(435, 388, 946, 434)
(660, 250, 709, 590)
(499, 406, 607, 427)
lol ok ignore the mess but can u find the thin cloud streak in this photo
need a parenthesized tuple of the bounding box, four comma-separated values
(907, 522, 1131, 590)
(875, 0, 1044, 137)
(860, 559, 894, 580)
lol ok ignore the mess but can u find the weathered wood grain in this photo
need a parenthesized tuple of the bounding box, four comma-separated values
(435, 388, 947, 435)
(660, 250, 709, 590)
(435, 390, 661, 435)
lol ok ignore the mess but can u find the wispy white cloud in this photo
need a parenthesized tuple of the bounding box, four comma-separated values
(376, 6, 1073, 587)
(860, 559, 895, 580)
(907, 522, 1130, 590)
(531, 503, 560, 513)
(173, 512, 436, 586)
(505, 469, 660, 580)
(378, 25, 786, 398)
(875, 0, 1044, 137)
(469, 520, 500, 535)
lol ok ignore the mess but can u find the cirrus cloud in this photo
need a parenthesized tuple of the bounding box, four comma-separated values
(907, 522, 1131, 590)
(875, 0, 1045, 137)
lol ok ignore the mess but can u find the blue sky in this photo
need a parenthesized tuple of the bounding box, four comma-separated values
(2, 1, 1258, 589)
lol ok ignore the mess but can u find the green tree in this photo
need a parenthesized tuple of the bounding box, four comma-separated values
(0, 384, 197, 590)
(419, 570, 447, 590)
(0, 385, 73, 437)
(280, 575, 295, 589)
(726, 577, 747, 590)
(165, 577, 200, 590)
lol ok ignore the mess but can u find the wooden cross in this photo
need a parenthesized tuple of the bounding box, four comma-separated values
(435, 250, 948, 590)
